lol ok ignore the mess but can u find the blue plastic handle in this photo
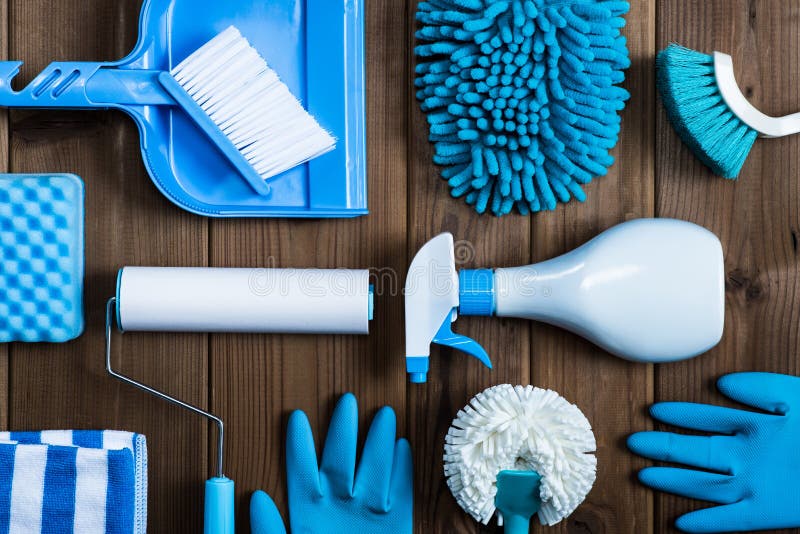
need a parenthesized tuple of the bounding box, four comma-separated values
(495, 471, 542, 534)
(0, 61, 173, 108)
(0, 59, 271, 196)
(0, 60, 270, 196)
(204, 476, 235, 534)
(504, 514, 533, 534)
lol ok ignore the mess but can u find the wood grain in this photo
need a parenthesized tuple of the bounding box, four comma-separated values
(209, 0, 410, 530)
(529, 1, 656, 533)
(408, 1, 532, 531)
(1, 0, 800, 532)
(7, 0, 209, 531)
(0, 0, 7, 432)
(656, 1, 800, 533)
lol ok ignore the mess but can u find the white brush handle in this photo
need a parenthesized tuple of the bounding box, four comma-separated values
(117, 267, 371, 334)
(715, 52, 800, 138)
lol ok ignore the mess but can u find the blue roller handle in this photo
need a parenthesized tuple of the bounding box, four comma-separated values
(204, 476, 235, 534)
(0, 61, 174, 108)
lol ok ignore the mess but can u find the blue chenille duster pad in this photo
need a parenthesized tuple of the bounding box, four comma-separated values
(415, 0, 631, 216)
(0, 174, 84, 342)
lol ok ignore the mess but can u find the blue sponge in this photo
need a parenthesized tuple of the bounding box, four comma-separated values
(415, 0, 631, 216)
(0, 174, 84, 342)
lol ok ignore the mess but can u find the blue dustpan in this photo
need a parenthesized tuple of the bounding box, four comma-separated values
(0, 0, 367, 218)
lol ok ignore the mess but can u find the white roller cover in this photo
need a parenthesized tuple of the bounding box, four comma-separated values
(117, 267, 370, 334)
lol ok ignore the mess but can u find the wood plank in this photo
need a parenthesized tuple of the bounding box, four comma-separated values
(7, 0, 209, 531)
(5, 2, 799, 533)
(656, 1, 800, 533)
(0, 0, 8, 432)
(209, 0, 410, 529)
(529, 2, 656, 533)
(407, 1, 532, 531)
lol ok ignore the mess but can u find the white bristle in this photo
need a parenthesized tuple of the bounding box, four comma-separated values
(444, 385, 597, 527)
(172, 26, 336, 182)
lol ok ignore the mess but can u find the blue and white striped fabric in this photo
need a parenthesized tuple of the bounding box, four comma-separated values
(0, 431, 146, 534)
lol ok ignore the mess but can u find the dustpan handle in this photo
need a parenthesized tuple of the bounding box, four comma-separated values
(0, 61, 174, 108)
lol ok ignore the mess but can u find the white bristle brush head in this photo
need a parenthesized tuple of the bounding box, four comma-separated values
(444, 384, 597, 527)
(171, 26, 336, 182)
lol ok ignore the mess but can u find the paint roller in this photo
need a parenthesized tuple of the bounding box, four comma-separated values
(105, 267, 373, 534)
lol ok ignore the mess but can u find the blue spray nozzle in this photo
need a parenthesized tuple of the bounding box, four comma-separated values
(406, 356, 430, 384)
(404, 234, 493, 384)
(409, 372, 427, 384)
(406, 310, 492, 384)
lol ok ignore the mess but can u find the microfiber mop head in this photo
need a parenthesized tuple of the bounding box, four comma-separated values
(657, 44, 758, 179)
(444, 384, 596, 526)
(415, 0, 631, 216)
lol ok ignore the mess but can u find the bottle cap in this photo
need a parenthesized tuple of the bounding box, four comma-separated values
(459, 269, 495, 316)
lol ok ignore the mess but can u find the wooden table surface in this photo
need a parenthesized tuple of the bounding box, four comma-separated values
(0, 1, 798, 532)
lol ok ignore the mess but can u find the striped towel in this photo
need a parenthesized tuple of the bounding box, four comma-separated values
(0, 430, 146, 534)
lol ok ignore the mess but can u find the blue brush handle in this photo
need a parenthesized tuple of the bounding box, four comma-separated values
(496, 470, 541, 534)
(503, 514, 532, 534)
(0, 61, 174, 108)
(204, 477, 235, 534)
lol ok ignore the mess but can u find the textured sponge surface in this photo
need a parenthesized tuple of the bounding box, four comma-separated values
(0, 174, 84, 342)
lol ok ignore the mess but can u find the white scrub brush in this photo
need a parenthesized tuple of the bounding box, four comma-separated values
(444, 385, 596, 530)
(160, 26, 336, 195)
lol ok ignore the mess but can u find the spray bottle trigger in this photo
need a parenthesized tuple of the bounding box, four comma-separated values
(432, 309, 492, 369)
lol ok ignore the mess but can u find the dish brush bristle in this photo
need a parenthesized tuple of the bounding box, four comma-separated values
(656, 44, 758, 179)
(171, 26, 336, 183)
(444, 384, 596, 527)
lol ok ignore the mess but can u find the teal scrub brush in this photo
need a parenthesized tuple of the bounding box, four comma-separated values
(415, 0, 631, 216)
(657, 44, 800, 179)
(444, 385, 596, 531)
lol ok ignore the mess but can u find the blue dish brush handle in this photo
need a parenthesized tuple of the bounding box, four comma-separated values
(503, 515, 533, 534)
(495, 471, 541, 534)
(204, 476, 235, 534)
(0, 61, 174, 108)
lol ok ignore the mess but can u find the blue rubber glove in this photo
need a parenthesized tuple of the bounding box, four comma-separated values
(251, 393, 413, 534)
(628, 372, 800, 533)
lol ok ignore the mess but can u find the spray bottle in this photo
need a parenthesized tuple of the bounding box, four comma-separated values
(405, 218, 725, 383)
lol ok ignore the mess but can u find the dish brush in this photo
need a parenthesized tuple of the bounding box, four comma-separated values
(657, 44, 800, 179)
(444, 384, 596, 531)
